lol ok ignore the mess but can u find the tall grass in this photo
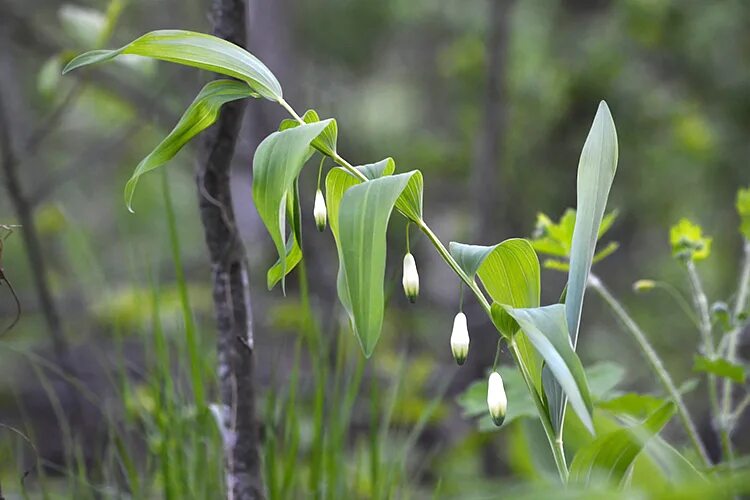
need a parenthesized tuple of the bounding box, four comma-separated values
(0, 170, 444, 498)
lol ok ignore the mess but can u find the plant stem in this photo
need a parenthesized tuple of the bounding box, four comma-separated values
(685, 260, 728, 461)
(509, 339, 568, 482)
(720, 240, 750, 459)
(588, 273, 711, 466)
(277, 97, 573, 480)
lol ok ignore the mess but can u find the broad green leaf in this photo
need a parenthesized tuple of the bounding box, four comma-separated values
(566, 101, 619, 345)
(63, 30, 283, 101)
(693, 356, 746, 384)
(670, 218, 712, 261)
(325, 159, 396, 319)
(252, 120, 333, 291)
(569, 402, 676, 486)
(338, 172, 421, 357)
(450, 240, 543, 391)
(124, 79, 255, 210)
(502, 303, 595, 433)
(279, 109, 338, 157)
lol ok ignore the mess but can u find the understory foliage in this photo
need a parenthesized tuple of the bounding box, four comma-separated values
(60, 29, 750, 496)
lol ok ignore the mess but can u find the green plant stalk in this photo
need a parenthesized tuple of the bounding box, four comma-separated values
(722, 241, 750, 441)
(588, 273, 711, 466)
(279, 97, 571, 482)
(685, 260, 728, 461)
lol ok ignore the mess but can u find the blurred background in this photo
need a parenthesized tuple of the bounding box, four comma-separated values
(1, 0, 749, 497)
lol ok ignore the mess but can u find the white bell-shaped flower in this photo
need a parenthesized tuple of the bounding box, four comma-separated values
(450, 312, 470, 365)
(402, 252, 419, 303)
(487, 371, 507, 426)
(313, 189, 327, 232)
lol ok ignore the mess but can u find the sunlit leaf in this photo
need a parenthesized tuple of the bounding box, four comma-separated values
(124, 79, 255, 210)
(670, 218, 712, 261)
(252, 120, 333, 291)
(693, 356, 746, 384)
(63, 30, 283, 101)
(502, 303, 595, 433)
(338, 171, 422, 356)
(569, 403, 675, 486)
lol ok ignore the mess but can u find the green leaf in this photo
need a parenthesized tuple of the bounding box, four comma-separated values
(393, 170, 424, 223)
(569, 402, 676, 486)
(252, 120, 334, 291)
(737, 187, 750, 240)
(325, 159, 396, 320)
(124, 79, 254, 210)
(266, 182, 303, 290)
(338, 172, 422, 357)
(502, 303, 595, 433)
(450, 240, 543, 391)
(63, 30, 283, 101)
(693, 356, 746, 384)
(279, 109, 338, 157)
(598, 393, 667, 419)
(566, 101, 619, 345)
(448, 243, 496, 280)
(670, 218, 712, 261)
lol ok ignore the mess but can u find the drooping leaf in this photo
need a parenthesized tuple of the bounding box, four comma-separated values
(63, 30, 283, 101)
(566, 101, 619, 345)
(569, 402, 676, 486)
(693, 356, 746, 384)
(267, 182, 303, 290)
(325, 159, 396, 319)
(502, 303, 595, 433)
(124, 79, 255, 210)
(252, 120, 333, 291)
(669, 218, 712, 261)
(393, 170, 424, 223)
(338, 171, 422, 357)
(279, 109, 338, 157)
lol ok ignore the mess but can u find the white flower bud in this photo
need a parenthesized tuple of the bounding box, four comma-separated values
(487, 371, 507, 426)
(313, 189, 327, 232)
(402, 252, 419, 303)
(450, 312, 469, 365)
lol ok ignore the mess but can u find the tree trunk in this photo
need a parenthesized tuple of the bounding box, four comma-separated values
(197, 0, 264, 498)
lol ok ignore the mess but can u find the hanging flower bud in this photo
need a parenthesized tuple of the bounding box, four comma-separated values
(487, 371, 507, 426)
(402, 252, 419, 303)
(450, 312, 470, 365)
(313, 189, 327, 232)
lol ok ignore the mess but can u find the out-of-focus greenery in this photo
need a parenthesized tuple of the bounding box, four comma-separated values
(2, 0, 750, 497)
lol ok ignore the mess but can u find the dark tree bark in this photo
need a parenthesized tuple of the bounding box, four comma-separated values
(196, 0, 264, 498)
